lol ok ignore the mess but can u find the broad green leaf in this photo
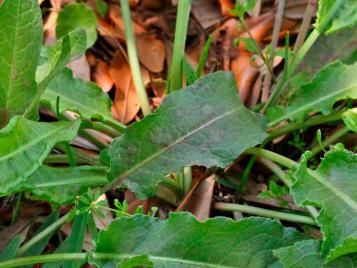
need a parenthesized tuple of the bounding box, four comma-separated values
(274, 240, 357, 268)
(342, 108, 357, 132)
(56, 3, 97, 48)
(270, 61, 357, 125)
(298, 26, 357, 74)
(0, 117, 80, 195)
(24, 165, 108, 205)
(42, 68, 118, 127)
(291, 148, 357, 261)
(316, 0, 357, 34)
(109, 72, 267, 198)
(0, 0, 42, 127)
(25, 29, 87, 119)
(116, 255, 153, 268)
(92, 213, 305, 267)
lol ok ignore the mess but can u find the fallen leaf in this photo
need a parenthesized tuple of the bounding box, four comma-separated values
(176, 175, 216, 221)
(219, 0, 235, 17)
(109, 51, 150, 124)
(136, 34, 165, 73)
(93, 60, 114, 92)
(231, 52, 259, 103)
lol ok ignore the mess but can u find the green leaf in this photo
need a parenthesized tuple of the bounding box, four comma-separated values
(109, 72, 267, 198)
(56, 3, 98, 49)
(42, 68, 117, 126)
(25, 29, 87, 120)
(342, 108, 357, 132)
(24, 165, 108, 205)
(95, 0, 108, 17)
(274, 240, 357, 268)
(298, 26, 357, 74)
(20, 211, 59, 261)
(92, 212, 305, 267)
(270, 61, 357, 125)
(0, 0, 42, 127)
(0, 116, 80, 195)
(0, 235, 22, 261)
(316, 0, 357, 34)
(291, 148, 357, 261)
(116, 255, 153, 268)
(36, 29, 87, 86)
(44, 212, 89, 268)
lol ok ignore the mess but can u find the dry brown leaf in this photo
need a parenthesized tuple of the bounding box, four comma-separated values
(136, 34, 165, 73)
(231, 52, 259, 103)
(110, 51, 150, 124)
(176, 175, 215, 221)
(108, 5, 145, 38)
(93, 60, 114, 92)
(219, 0, 235, 17)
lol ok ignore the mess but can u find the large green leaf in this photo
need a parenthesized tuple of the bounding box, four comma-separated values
(42, 68, 118, 127)
(24, 165, 108, 205)
(316, 0, 357, 34)
(56, 3, 97, 49)
(0, 117, 80, 195)
(298, 26, 357, 74)
(25, 29, 87, 119)
(92, 213, 305, 267)
(109, 72, 267, 198)
(291, 148, 357, 261)
(0, 0, 42, 127)
(270, 61, 357, 125)
(274, 240, 357, 268)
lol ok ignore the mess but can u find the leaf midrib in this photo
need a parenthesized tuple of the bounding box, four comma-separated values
(307, 169, 357, 211)
(5, 0, 22, 114)
(93, 252, 237, 268)
(108, 108, 238, 189)
(0, 122, 74, 162)
(44, 88, 114, 123)
(270, 85, 357, 126)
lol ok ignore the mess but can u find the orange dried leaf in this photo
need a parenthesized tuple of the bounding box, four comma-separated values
(94, 60, 114, 92)
(136, 34, 165, 73)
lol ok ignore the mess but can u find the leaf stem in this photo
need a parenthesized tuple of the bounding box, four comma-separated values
(167, 0, 192, 93)
(245, 147, 296, 169)
(268, 111, 343, 139)
(213, 202, 316, 225)
(120, 0, 151, 116)
(256, 157, 319, 220)
(0, 253, 87, 268)
(16, 210, 76, 257)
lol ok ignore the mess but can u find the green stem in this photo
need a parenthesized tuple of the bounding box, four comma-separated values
(256, 157, 319, 220)
(245, 147, 296, 169)
(310, 126, 350, 156)
(256, 157, 292, 187)
(167, 0, 192, 93)
(213, 202, 316, 225)
(0, 253, 86, 268)
(16, 210, 76, 257)
(268, 111, 343, 139)
(120, 0, 151, 115)
(263, 0, 345, 113)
